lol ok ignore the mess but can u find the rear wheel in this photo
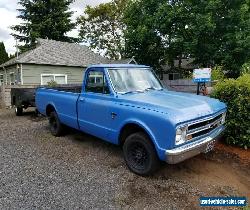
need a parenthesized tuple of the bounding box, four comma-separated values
(15, 106, 23, 116)
(49, 111, 64, 136)
(123, 132, 160, 176)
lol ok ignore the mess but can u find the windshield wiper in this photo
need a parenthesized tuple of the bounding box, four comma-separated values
(145, 87, 163, 91)
(121, 90, 144, 95)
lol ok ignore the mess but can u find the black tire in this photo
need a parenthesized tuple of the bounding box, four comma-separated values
(15, 106, 23, 116)
(49, 111, 64, 136)
(123, 132, 160, 176)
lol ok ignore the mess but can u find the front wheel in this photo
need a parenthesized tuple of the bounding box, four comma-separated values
(49, 111, 64, 136)
(123, 132, 160, 176)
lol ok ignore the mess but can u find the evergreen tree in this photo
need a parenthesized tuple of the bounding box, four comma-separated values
(0, 42, 9, 65)
(11, 0, 76, 52)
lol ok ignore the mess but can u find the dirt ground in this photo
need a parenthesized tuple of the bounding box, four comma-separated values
(0, 108, 249, 209)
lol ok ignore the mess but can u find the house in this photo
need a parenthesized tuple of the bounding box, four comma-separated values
(112, 57, 137, 65)
(161, 58, 198, 80)
(0, 39, 135, 86)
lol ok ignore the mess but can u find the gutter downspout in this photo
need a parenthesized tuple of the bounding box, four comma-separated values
(3, 66, 7, 85)
(20, 64, 23, 85)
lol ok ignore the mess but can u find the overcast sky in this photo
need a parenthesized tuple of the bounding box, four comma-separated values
(0, 0, 111, 54)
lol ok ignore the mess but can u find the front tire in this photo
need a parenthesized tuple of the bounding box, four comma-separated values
(123, 132, 160, 176)
(49, 111, 64, 136)
(15, 106, 23, 116)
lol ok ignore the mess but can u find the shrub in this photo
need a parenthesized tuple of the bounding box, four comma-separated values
(211, 66, 225, 81)
(211, 74, 250, 149)
(241, 61, 250, 75)
(47, 80, 58, 87)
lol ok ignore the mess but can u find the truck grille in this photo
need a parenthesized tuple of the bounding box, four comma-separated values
(186, 113, 225, 140)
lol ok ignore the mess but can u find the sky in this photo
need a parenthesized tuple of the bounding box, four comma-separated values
(0, 0, 111, 54)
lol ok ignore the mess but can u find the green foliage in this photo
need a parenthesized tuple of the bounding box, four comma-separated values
(211, 74, 250, 148)
(123, 0, 250, 77)
(11, 0, 76, 52)
(241, 61, 250, 75)
(123, 0, 165, 70)
(211, 66, 225, 81)
(77, 0, 128, 60)
(0, 42, 9, 64)
(47, 80, 58, 87)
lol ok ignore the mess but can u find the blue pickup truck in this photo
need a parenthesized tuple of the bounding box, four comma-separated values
(36, 64, 227, 175)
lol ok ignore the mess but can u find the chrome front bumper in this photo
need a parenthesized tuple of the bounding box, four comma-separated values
(165, 125, 225, 164)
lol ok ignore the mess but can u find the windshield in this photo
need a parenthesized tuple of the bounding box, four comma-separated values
(108, 68, 163, 94)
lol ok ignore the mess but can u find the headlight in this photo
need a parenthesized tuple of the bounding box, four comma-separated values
(221, 112, 226, 124)
(175, 126, 188, 145)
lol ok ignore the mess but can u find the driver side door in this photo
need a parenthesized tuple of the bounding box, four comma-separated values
(77, 68, 114, 141)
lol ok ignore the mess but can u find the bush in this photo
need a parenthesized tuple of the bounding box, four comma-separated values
(241, 61, 250, 75)
(211, 66, 225, 81)
(211, 74, 250, 149)
(47, 80, 58, 87)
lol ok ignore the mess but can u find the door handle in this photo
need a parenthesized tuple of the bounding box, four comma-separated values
(111, 112, 117, 119)
(79, 97, 85, 102)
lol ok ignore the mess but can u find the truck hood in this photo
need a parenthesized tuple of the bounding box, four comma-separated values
(118, 90, 226, 124)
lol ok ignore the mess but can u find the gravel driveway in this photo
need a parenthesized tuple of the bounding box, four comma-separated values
(0, 109, 249, 209)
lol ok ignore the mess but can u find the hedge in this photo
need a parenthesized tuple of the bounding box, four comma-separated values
(211, 74, 250, 149)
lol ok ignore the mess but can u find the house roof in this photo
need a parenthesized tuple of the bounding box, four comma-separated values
(112, 57, 137, 64)
(0, 39, 110, 68)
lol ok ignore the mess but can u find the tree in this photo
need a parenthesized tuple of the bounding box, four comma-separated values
(123, 0, 196, 74)
(124, 0, 250, 77)
(0, 42, 9, 65)
(188, 0, 250, 77)
(11, 0, 76, 52)
(78, 0, 128, 60)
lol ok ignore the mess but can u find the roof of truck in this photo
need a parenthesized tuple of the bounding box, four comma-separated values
(89, 64, 150, 68)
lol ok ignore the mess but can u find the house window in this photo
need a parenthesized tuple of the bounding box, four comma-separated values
(41, 74, 67, 85)
(0, 74, 3, 86)
(9, 72, 15, 85)
(168, 73, 180, 80)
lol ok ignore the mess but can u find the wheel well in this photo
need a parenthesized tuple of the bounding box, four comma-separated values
(119, 123, 150, 145)
(46, 104, 55, 116)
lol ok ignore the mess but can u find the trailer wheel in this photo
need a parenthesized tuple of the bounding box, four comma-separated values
(49, 111, 64, 137)
(123, 132, 160, 176)
(15, 106, 23, 116)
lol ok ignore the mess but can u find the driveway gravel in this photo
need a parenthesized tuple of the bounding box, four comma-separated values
(0, 108, 249, 209)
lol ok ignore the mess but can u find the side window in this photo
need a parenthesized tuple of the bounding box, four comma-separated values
(0, 74, 4, 86)
(85, 70, 110, 94)
(9, 73, 15, 85)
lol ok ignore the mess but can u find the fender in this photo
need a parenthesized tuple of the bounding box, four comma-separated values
(119, 118, 164, 158)
(46, 102, 58, 116)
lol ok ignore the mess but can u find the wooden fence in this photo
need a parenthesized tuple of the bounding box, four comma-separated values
(161, 79, 214, 94)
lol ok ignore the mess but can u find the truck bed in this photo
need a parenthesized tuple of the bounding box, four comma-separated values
(44, 85, 82, 93)
(36, 86, 81, 129)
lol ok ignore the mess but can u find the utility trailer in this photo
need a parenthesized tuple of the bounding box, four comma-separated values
(11, 85, 81, 116)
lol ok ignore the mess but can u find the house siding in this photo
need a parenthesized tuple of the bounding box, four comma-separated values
(0, 65, 19, 85)
(22, 64, 85, 85)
